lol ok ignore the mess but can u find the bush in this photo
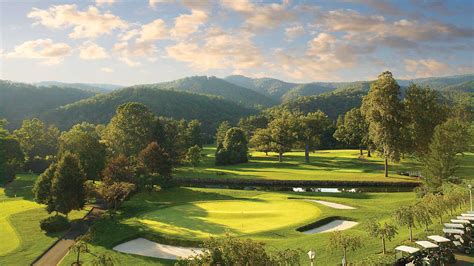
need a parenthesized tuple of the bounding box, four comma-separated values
(40, 215, 70, 233)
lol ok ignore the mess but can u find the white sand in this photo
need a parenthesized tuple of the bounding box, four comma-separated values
(308, 200, 356, 209)
(113, 238, 203, 260)
(302, 220, 359, 234)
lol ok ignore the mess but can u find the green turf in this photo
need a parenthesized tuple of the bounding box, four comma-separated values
(0, 174, 89, 265)
(61, 187, 472, 265)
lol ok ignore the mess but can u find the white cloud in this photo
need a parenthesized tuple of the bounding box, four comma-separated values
(78, 41, 108, 60)
(149, 0, 169, 9)
(96, 0, 115, 6)
(6, 38, 72, 65)
(171, 9, 208, 38)
(100, 67, 114, 73)
(137, 19, 168, 42)
(404, 58, 450, 78)
(113, 41, 157, 66)
(285, 25, 304, 39)
(166, 27, 264, 71)
(27, 4, 128, 39)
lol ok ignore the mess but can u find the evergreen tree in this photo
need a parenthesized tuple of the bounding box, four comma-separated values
(361, 71, 404, 177)
(185, 120, 202, 148)
(51, 153, 87, 216)
(215, 127, 248, 165)
(216, 121, 231, 146)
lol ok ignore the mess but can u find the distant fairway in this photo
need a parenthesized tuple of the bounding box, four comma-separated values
(176, 146, 474, 182)
(133, 197, 321, 238)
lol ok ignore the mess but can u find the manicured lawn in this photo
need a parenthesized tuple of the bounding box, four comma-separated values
(175, 146, 474, 182)
(61, 187, 471, 265)
(0, 174, 89, 265)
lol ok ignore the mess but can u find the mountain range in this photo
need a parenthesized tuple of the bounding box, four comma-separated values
(1, 73, 472, 134)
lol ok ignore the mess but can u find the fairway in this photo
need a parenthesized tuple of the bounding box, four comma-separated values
(134, 198, 321, 238)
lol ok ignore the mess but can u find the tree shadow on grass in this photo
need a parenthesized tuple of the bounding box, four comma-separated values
(4, 174, 37, 201)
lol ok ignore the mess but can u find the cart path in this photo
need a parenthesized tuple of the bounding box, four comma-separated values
(32, 204, 106, 266)
(307, 200, 356, 209)
(113, 238, 204, 260)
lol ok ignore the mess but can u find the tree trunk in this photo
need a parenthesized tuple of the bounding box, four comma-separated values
(76, 249, 80, 265)
(384, 158, 388, 177)
(343, 248, 347, 266)
(382, 237, 386, 254)
(265, 151, 268, 156)
(359, 147, 363, 156)
(439, 215, 443, 224)
(305, 142, 310, 163)
(278, 152, 283, 162)
(367, 149, 371, 157)
(409, 225, 413, 242)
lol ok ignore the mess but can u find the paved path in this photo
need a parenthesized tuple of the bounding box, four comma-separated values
(32, 204, 105, 266)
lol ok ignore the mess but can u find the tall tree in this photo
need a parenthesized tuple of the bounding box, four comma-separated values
(238, 114, 269, 138)
(216, 121, 231, 146)
(138, 142, 172, 189)
(59, 122, 106, 181)
(185, 120, 202, 148)
(393, 205, 416, 242)
(13, 118, 59, 160)
(328, 231, 363, 265)
(403, 84, 448, 156)
(51, 153, 87, 216)
(299, 110, 331, 163)
(265, 110, 301, 162)
(33, 163, 56, 213)
(365, 220, 398, 254)
(103, 102, 155, 157)
(249, 128, 272, 155)
(361, 71, 404, 177)
(333, 108, 371, 156)
(422, 118, 472, 190)
(215, 127, 249, 165)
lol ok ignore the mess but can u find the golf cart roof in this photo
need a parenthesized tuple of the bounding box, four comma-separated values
(457, 216, 474, 221)
(395, 246, 420, 254)
(428, 235, 451, 243)
(415, 241, 439, 249)
(461, 213, 474, 217)
(444, 223, 465, 229)
(468, 211, 474, 214)
(443, 228, 464, 234)
(451, 219, 471, 224)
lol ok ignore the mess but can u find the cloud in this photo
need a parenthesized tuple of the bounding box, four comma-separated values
(113, 41, 157, 66)
(404, 58, 450, 78)
(171, 9, 208, 38)
(166, 27, 264, 71)
(101, 67, 114, 73)
(96, 0, 115, 6)
(6, 38, 72, 65)
(78, 41, 108, 59)
(27, 4, 128, 39)
(221, 0, 295, 32)
(137, 19, 168, 42)
(285, 25, 304, 39)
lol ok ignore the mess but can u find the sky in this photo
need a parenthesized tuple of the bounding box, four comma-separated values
(0, 0, 473, 86)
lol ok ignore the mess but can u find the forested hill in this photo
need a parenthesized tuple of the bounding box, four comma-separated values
(41, 87, 256, 134)
(0, 80, 97, 129)
(35, 81, 123, 93)
(132, 76, 277, 108)
(226, 74, 474, 102)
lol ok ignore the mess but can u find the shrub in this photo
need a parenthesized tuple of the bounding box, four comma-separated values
(40, 215, 70, 233)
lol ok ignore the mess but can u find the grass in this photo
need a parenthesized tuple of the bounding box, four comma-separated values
(175, 146, 474, 183)
(60, 187, 472, 265)
(0, 174, 89, 265)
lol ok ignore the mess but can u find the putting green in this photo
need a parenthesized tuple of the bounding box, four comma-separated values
(0, 200, 40, 256)
(132, 199, 321, 238)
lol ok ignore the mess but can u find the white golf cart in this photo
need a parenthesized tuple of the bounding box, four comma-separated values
(443, 228, 472, 254)
(395, 245, 421, 266)
(427, 235, 456, 263)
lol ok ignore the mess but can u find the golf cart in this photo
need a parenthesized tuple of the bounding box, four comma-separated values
(461, 213, 474, 217)
(414, 241, 442, 265)
(443, 228, 472, 254)
(395, 245, 422, 266)
(427, 235, 456, 264)
(457, 216, 474, 221)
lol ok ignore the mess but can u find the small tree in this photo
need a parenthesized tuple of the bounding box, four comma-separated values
(98, 182, 135, 219)
(93, 254, 115, 266)
(102, 155, 136, 185)
(71, 236, 90, 266)
(185, 145, 202, 168)
(365, 220, 398, 254)
(393, 205, 416, 241)
(138, 142, 172, 190)
(33, 163, 57, 213)
(423, 193, 447, 224)
(413, 203, 433, 232)
(328, 231, 363, 264)
(216, 121, 231, 146)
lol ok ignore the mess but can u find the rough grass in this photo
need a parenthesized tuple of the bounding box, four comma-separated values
(61, 187, 471, 265)
(0, 174, 89, 265)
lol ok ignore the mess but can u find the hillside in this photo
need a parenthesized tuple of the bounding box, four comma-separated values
(0, 80, 97, 129)
(42, 87, 256, 134)
(133, 76, 276, 108)
(35, 81, 123, 93)
(225, 75, 297, 100)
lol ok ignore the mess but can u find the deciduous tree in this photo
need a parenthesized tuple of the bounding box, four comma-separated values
(393, 205, 416, 241)
(299, 110, 331, 162)
(365, 220, 398, 254)
(102, 155, 136, 185)
(328, 231, 363, 265)
(184, 145, 202, 168)
(334, 108, 371, 156)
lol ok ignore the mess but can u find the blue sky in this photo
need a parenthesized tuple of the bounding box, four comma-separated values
(0, 0, 473, 85)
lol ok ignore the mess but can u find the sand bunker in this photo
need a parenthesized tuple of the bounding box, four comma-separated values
(308, 200, 355, 210)
(302, 220, 359, 234)
(113, 238, 203, 260)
